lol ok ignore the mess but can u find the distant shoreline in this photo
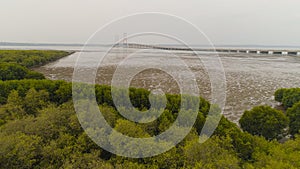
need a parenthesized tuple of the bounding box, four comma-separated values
(1, 42, 300, 50)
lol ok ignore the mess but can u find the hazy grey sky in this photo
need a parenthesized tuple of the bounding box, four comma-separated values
(1, 0, 300, 46)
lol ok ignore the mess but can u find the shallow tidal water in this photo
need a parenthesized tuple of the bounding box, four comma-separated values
(34, 48, 300, 123)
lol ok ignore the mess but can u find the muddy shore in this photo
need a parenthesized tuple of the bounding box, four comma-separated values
(34, 51, 300, 123)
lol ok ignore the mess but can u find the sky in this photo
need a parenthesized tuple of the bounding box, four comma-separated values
(1, 0, 300, 46)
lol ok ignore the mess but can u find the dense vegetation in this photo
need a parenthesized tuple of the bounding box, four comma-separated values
(0, 63, 45, 81)
(0, 79, 300, 168)
(287, 102, 300, 136)
(240, 88, 300, 140)
(0, 50, 70, 68)
(0, 50, 70, 81)
(239, 106, 288, 140)
(275, 88, 300, 109)
(1, 50, 300, 168)
(274, 88, 300, 136)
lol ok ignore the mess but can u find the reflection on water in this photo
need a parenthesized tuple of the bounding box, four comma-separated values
(32, 47, 300, 123)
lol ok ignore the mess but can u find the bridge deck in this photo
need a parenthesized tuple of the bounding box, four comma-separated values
(117, 43, 300, 56)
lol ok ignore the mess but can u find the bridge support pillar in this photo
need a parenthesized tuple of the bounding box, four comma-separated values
(288, 51, 298, 55)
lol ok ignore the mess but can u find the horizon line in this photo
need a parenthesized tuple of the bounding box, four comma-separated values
(1, 41, 300, 49)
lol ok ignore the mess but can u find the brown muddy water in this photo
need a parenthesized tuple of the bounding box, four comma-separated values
(34, 48, 300, 123)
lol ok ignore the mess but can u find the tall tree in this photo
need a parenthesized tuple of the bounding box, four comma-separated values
(287, 101, 300, 136)
(239, 106, 288, 140)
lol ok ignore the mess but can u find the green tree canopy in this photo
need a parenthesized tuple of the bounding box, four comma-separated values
(275, 88, 300, 109)
(239, 106, 288, 140)
(0, 63, 45, 81)
(287, 101, 300, 136)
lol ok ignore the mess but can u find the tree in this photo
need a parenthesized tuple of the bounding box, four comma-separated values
(62, 150, 113, 169)
(287, 101, 300, 136)
(0, 132, 42, 168)
(0, 63, 28, 80)
(0, 63, 45, 81)
(23, 88, 49, 115)
(183, 136, 240, 169)
(274, 88, 287, 102)
(0, 90, 26, 121)
(244, 135, 300, 168)
(24, 71, 45, 80)
(113, 119, 149, 138)
(54, 83, 72, 104)
(239, 106, 288, 140)
(282, 90, 300, 109)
